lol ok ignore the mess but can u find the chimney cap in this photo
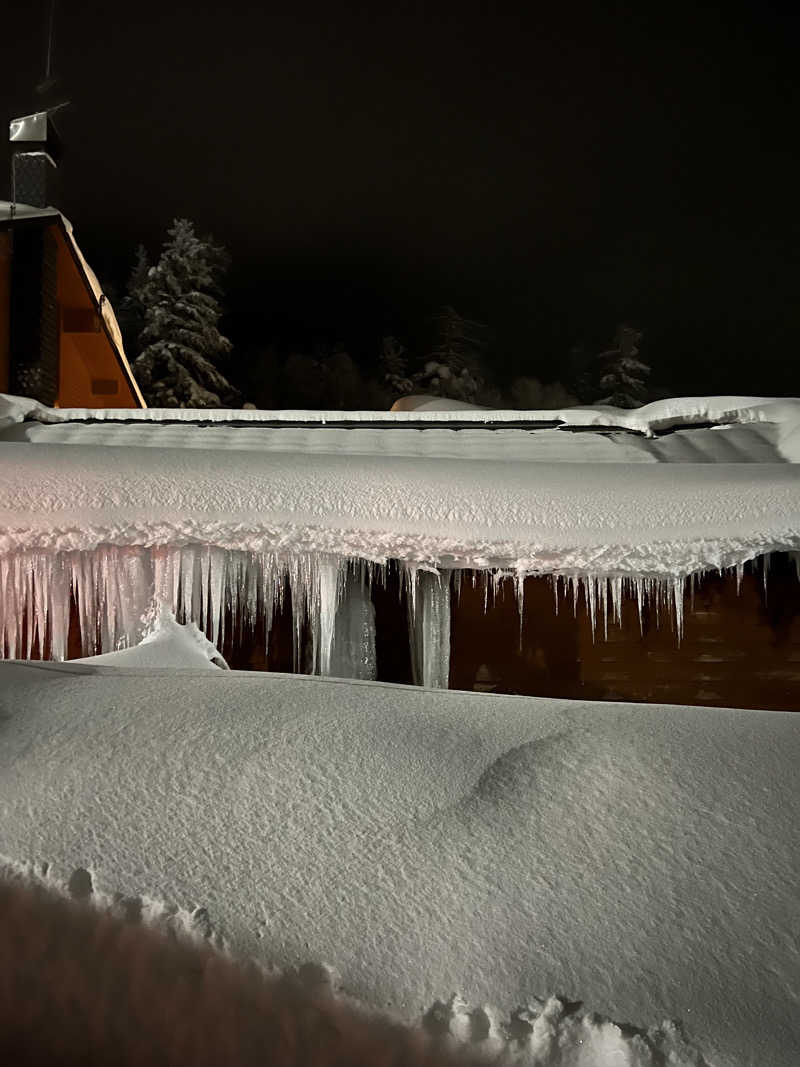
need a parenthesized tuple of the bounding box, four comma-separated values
(10, 111, 49, 144)
(10, 110, 63, 166)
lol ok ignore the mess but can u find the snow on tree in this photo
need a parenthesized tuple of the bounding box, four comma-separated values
(117, 244, 150, 361)
(379, 335, 413, 398)
(412, 307, 487, 403)
(133, 219, 240, 408)
(595, 324, 650, 408)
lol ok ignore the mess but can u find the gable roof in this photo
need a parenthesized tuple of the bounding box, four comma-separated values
(0, 201, 145, 407)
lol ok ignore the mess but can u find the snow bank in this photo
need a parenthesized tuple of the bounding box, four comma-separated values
(1, 665, 797, 1065)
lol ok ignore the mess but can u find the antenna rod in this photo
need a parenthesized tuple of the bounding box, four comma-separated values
(44, 0, 56, 82)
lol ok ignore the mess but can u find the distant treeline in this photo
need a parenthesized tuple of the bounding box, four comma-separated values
(114, 220, 653, 410)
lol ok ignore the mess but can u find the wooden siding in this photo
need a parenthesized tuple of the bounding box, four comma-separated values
(54, 225, 140, 409)
(450, 555, 800, 711)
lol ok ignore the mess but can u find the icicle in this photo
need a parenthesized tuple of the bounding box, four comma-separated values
(491, 569, 504, 608)
(23, 561, 34, 660)
(516, 571, 526, 648)
(48, 554, 71, 662)
(330, 568, 377, 681)
(1, 555, 19, 659)
(633, 576, 645, 635)
(570, 575, 579, 617)
(207, 548, 226, 650)
(735, 561, 744, 595)
(585, 575, 597, 641)
(408, 568, 451, 689)
(761, 552, 770, 602)
(312, 555, 342, 676)
(672, 576, 685, 644)
(598, 577, 609, 641)
(609, 576, 623, 630)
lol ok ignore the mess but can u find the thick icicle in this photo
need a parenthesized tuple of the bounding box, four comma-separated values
(312, 556, 342, 676)
(330, 567, 377, 681)
(407, 567, 451, 689)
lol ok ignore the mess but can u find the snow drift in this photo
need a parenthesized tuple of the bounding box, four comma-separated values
(1, 665, 797, 1066)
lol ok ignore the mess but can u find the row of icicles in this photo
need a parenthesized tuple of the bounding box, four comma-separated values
(0, 546, 795, 685)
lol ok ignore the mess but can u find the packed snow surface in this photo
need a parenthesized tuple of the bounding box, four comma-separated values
(0, 666, 797, 1066)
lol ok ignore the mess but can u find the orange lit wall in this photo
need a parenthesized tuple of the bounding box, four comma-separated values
(54, 225, 139, 408)
(0, 231, 10, 394)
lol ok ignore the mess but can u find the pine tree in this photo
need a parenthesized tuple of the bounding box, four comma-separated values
(414, 306, 486, 402)
(595, 324, 650, 408)
(117, 245, 150, 360)
(133, 219, 239, 408)
(379, 335, 413, 397)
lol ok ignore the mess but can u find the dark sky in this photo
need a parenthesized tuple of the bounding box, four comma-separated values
(2, 0, 799, 394)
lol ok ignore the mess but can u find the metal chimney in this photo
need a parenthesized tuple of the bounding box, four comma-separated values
(9, 110, 62, 211)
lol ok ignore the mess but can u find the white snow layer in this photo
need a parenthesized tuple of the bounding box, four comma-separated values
(0, 666, 797, 1066)
(2, 391, 800, 436)
(2, 436, 799, 573)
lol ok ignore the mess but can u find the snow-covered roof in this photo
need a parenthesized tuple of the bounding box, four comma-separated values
(0, 203, 145, 408)
(2, 390, 798, 434)
(1, 663, 797, 1066)
(1, 393, 799, 579)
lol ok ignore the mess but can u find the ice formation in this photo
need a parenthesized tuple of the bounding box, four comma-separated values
(2, 392, 800, 681)
(1, 542, 791, 684)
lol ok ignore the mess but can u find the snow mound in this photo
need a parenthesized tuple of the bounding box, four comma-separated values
(391, 395, 488, 412)
(72, 610, 228, 670)
(1, 665, 797, 1065)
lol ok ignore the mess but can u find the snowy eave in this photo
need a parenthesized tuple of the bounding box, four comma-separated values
(1, 433, 799, 577)
(2, 393, 800, 577)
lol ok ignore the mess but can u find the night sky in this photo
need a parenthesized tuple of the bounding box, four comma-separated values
(2, 0, 799, 396)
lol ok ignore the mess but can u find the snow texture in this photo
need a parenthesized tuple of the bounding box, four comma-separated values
(0, 665, 797, 1066)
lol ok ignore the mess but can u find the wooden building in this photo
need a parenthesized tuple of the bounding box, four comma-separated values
(0, 203, 144, 409)
(1, 110, 143, 409)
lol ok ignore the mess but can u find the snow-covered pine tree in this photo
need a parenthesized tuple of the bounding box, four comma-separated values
(117, 244, 150, 360)
(379, 335, 413, 397)
(413, 306, 486, 402)
(133, 219, 240, 408)
(595, 324, 650, 408)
